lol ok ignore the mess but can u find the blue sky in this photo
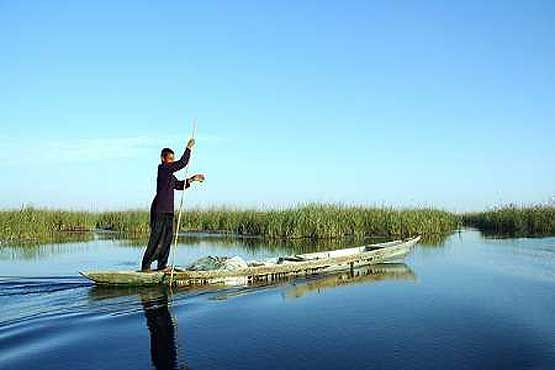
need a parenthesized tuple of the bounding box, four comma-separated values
(0, 0, 554, 211)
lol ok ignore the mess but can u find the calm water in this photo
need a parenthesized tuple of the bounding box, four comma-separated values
(1, 230, 554, 370)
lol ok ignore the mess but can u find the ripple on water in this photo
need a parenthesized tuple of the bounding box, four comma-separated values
(0, 231, 554, 370)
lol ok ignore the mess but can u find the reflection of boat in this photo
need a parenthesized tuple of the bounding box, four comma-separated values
(285, 263, 416, 299)
(81, 236, 420, 286)
(89, 284, 187, 301)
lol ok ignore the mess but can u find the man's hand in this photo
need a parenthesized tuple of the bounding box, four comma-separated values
(186, 138, 195, 149)
(189, 174, 205, 183)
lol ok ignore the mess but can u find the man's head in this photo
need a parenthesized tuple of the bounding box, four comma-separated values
(160, 148, 175, 164)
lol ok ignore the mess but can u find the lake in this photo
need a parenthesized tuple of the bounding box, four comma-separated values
(1, 230, 554, 370)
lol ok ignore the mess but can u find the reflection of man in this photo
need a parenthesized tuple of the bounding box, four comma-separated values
(140, 289, 186, 370)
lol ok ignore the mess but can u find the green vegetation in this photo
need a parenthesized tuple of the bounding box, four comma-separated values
(464, 204, 555, 236)
(181, 205, 458, 239)
(4, 203, 552, 246)
(96, 210, 150, 235)
(0, 205, 458, 244)
(0, 208, 97, 243)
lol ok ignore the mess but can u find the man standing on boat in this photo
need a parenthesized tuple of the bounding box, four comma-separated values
(141, 138, 205, 272)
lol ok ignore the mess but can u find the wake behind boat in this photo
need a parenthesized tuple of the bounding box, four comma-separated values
(80, 236, 421, 286)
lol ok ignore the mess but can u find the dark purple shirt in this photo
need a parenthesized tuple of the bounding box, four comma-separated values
(151, 148, 191, 214)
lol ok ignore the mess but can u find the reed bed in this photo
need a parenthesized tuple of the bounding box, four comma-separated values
(0, 207, 97, 243)
(96, 210, 150, 235)
(0, 204, 459, 243)
(4, 204, 552, 246)
(180, 205, 458, 239)
(464, 204, 555, 236)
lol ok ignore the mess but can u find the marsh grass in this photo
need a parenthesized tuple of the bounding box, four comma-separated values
(180, 205, 458, 239)
(464, 204, 555, 236)
(0, 208, 96, 244)
(1, 204, 458, 244)
(96, 210, 150, 235)
(3, 204, 551, 247)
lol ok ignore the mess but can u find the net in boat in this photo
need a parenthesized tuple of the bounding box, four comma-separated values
(186, 256, 249, 271)
(186, 254, 312, 272)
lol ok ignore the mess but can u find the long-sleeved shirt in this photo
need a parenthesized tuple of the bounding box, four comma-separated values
(151, 148, 191, 214)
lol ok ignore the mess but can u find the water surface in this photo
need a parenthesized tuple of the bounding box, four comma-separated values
(1, 230, 554, 370)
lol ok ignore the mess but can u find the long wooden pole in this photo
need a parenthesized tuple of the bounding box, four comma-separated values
(169, 118, 197, 286)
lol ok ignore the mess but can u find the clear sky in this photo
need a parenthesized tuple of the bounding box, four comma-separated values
(1, 0, 553, 211)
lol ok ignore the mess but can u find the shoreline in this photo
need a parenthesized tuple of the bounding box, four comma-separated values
(1, 204, 554, 245)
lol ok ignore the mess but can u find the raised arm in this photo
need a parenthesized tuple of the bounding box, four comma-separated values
(166, 147, 191, 173)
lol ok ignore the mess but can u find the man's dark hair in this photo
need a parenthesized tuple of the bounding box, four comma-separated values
(160, 148, 174, 158)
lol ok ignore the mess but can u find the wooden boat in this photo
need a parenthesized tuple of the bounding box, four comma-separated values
(80, 235, 421, 286)
(87, 263, 416, 302)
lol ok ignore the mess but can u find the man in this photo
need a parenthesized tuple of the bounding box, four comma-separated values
(141, 138, 205, 272)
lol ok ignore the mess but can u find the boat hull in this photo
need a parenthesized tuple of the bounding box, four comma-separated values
(80, 236, 421, 286)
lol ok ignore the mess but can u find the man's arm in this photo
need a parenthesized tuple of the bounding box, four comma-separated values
(173, 177, 191, 191)
(166, 148, 191, 173)
(174, 174, 206, 190)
